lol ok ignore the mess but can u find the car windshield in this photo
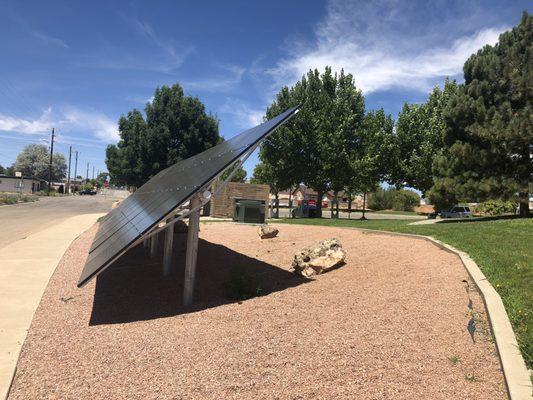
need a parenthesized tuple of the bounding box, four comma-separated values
(464, 207, 470, 212)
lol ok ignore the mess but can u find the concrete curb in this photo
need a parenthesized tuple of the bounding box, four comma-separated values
(0, 213, 105, 400)
(350, 227, 532, 400)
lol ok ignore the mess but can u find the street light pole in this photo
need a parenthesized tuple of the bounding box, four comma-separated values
(47, 128, 55, 195)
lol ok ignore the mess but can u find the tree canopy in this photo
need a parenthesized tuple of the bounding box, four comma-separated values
(106, 83, 221, 187)
(262, 67, 367, 216)
(220, 164, 247, 183)
(13, 144, 67, 181)
(429, 12, 532, 215)
(392, 79, 459, 195)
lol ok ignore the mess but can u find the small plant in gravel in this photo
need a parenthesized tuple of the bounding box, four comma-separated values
(224, 265, 262, 301)
(464, 372, 478, 382)
(447, 356, 460, 365)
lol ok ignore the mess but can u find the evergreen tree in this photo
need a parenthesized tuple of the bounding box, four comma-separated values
(430, 12, 532, 216)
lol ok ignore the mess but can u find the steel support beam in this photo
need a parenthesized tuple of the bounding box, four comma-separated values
(183, 195, 201, 306)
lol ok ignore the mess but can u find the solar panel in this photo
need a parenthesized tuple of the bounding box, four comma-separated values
(77, 105, 300, 287)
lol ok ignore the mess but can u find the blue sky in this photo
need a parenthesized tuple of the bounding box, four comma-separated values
(0, 0, 529, 178)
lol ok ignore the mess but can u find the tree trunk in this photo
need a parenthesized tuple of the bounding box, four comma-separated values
(330, 192, 335, 219)
(348, 195, 352, 220)
(275, 193, 280, 218)
(360, 192, 367, 220)
(335, 193, 340, 219)
(288, 187, 293, 218)
(316, 190, 323, 218)
(519, 189, 529, 217)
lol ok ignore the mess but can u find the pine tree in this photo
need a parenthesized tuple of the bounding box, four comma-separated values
(430, 12, 532, 216)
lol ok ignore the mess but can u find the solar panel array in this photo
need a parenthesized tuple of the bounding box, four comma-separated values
(77, 105, 300, 287)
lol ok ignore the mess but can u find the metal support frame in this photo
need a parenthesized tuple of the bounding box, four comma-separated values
(183, 195, 201, 306)
(77, 107, 300, 290)
(163, 224, 174, 276)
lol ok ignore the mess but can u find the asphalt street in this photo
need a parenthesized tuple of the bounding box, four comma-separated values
(0, 195, 117, 249)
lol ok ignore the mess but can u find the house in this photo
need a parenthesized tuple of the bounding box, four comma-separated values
(269, 184, 364, 209)
(0, 175, 44, 194)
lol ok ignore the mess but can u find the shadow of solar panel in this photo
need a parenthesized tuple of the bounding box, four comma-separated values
(78, 105, 300, 287)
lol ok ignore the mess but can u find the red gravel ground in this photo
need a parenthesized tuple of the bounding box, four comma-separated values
(8, 222, 507, 399)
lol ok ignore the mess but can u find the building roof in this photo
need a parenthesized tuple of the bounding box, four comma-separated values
(0, 174, 44, 181)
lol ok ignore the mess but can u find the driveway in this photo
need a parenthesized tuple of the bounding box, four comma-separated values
(0, 195, 117, 249)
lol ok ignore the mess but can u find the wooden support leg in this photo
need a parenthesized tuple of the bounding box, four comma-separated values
(183, 196, 201, 306)
(143, 238, 149, 249)
(163, 224, 174, 276)
(150, 232, 158, 258)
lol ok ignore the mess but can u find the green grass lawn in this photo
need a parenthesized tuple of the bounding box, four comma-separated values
(276, 216, 533, 368)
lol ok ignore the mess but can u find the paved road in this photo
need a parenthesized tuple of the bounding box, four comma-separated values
(273, 208, 425, 220)
(0, 195, 117, 249)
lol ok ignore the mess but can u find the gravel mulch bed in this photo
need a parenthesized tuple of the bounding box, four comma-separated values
(8, 222, 507, 399)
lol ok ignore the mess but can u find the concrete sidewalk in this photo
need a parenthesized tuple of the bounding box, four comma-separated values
(0, 213, 104, 400)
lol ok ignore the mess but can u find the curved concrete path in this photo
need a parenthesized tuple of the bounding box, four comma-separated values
(0, 213, 104, 400)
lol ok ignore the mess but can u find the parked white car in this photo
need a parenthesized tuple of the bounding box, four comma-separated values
(440, 205, 472, 218)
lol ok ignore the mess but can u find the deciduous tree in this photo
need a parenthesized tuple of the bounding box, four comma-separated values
(14, 144, 67, 181)
(106, 83, 221, 187)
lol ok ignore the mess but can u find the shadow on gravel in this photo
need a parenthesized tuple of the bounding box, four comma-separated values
(89, 233, 309, 325)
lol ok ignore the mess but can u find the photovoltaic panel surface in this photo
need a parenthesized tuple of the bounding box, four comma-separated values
(77, 105, 300, 287)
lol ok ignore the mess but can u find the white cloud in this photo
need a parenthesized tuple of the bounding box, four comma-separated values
(61, 108, 119, 142)
(0, 106, 118, 143)
(0, 107, 53, 134)
(31, 30, 69, 49)
(219, 99, 264, 129)
(269, 0, 507, 94)
(184, 64, 246, 92)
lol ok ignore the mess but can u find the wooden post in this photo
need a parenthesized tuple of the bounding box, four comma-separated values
(150, 231, 158, 258)
(163, 224, 174, 276)
(143, 238, 149, 249)
(183, 196, 201, 306)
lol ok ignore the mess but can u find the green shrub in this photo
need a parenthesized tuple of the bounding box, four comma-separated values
(0, 193, 38, 204)
(224, 265, 262, 301)
(368, 188, 395, 210)
(474, 199, 516, 216)
(368, 188, 420, 211)
(80, 182, 94, 191)
(392, 190, 421, 211)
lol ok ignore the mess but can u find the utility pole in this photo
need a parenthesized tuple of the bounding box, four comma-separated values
(92, 165, 95, 180)
(47, 128, 55, 195)
(67, 146, 72, 194)
(86, 162, 89, 183)
(74, 151, 78, 192)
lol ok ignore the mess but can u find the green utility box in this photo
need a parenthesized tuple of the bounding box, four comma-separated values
(233, 199, 266, 223)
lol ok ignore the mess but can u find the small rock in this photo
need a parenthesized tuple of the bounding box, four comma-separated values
(258, 224, 279, 239)
(292, 238, 346, 277)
